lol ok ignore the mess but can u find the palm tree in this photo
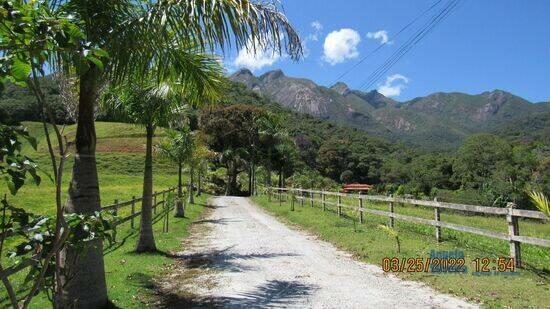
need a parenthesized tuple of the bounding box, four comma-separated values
(110, 63, 223, 251)
(157, 129, 194, 217)
(186, 140, 215, 203)
(13, 1, 302, 306)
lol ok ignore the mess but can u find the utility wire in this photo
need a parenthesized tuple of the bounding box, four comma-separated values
(332, 0, 444, 85)
(359, 0, 461, 92)
(358, 0, 459, 91)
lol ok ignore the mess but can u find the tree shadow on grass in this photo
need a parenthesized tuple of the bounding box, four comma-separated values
(103, 228, 138, 255)
(128, 271, 317, 308)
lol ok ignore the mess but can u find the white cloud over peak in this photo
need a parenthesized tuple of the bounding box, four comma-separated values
(378, 74, 409, 97)
(322, 28, 361, 65)
(367, 30, 391, 45)
(234, 40, 280, 71)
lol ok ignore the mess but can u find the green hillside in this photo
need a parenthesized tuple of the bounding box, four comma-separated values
(14, 121, 179, 215)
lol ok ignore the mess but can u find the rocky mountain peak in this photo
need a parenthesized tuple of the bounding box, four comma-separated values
(228, 69, 547, 150)
(232, 68, 254, 78)
(260, 69, 285, 81)
(330, 82, 351, 96)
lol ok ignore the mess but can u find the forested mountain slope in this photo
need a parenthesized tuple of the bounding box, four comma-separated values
(230, 69, 549, 150)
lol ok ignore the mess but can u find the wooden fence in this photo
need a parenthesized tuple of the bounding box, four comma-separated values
(266, 187, 549, 268)
(1, 186, 178, 280)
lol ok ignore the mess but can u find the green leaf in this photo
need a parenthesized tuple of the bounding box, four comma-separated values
(86, 56, 104, 71)
(92, 48, 109, 59)
(11, 58, 31, 84)
(6, 179, 16, 195)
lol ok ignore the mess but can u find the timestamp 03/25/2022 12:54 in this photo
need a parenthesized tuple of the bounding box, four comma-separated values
(381, 250, 519, 276)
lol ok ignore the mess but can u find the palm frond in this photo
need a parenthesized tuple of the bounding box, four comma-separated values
(102, 0, 301, 86)
(528, 191, 549, 217)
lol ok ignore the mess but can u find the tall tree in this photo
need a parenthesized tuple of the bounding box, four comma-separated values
(202, 104, 266, 195)
(108, 65, 223, 251)
(157, 129, 194, 217)
(3, 1, 302, 305)
(186, 136, 215, 202)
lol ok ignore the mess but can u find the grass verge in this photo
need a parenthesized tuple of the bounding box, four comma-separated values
(252, 195, 550, 308)
(1, 195, 209, 308)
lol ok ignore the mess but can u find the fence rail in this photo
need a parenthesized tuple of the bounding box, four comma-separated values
(1, 186, 179, 280)
(266, 187, 549, 267)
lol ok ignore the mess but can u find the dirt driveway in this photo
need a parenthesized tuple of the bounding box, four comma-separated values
(160, 196, 476, 308)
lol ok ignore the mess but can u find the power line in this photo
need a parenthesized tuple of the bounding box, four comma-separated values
(331, 0, 444, 84)
(359, 0, 461, 92)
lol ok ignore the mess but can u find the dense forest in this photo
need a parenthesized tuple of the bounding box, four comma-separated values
(219, 83, 549, 208)
(1, 79, 548, 209)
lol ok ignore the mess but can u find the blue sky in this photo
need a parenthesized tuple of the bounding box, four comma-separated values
(224, 0, 550, 103)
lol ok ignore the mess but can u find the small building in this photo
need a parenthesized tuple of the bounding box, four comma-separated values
(341, 183, 373, 194)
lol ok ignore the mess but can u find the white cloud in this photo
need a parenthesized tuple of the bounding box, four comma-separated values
(302, 21, 324, 58)
(234, 40, 280, 71)
(311, 21, 323, 32)
(378, 74, 409, 97)
(322, 28, 361, 65)
(367, 30, 391, 45)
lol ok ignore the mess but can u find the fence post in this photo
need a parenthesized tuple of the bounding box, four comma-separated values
(164, 191, 169, 233)
(310, 191, 314, 207)
(153, 191, 157, 215)
(322, 193, 326, 211)
(389, 195, 394, 228)
(337, 195, 342, 217)
(131, 196, 136, 229)
(166, 191, 170, 232)
(359, 196, 363, 224)
(434, 197, 441, 242)
(291, 192, 295, 211)
(268, 187, 272, 202)
(113, 199, 118, 242)
(507, 202, 522, 268)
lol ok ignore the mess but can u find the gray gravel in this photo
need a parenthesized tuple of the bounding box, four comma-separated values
(172, 196, 477, 308)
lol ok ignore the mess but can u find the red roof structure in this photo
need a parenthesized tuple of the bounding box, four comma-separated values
(341, 183, 373, 193)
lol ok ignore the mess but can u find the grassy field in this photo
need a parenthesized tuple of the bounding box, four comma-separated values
(253, 194, 550, 308)
(1, 121, 208, 307)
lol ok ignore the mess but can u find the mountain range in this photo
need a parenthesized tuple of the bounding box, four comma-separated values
(230, 69, 550, 150)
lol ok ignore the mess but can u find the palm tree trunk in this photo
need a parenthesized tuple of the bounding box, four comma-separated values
(188, 165, 195, 204)
(225, 163, 231, 196)
(248, 163, 253, 196)
(252, 164, 256, 196)
(60, 67, 107, 308)
(136, 123, 157, 252)
(197, 164, 202, 196)
(226, 163, 237, 196)
(266, 164, 272, 187)
(174, 162, 185, 217)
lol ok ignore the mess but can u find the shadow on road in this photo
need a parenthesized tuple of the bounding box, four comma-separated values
(176, 246, 300, 273)
(128, 271, 317, 308)
(193, 218, 242, 225)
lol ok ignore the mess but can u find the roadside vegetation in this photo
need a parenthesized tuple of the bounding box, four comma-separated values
(0, 121, 208, 306)
(0, 0, 302, 307)
(253, 194, 549, 307)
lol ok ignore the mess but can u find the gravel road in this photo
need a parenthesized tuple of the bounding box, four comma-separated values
(166, 196, 476, 308)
